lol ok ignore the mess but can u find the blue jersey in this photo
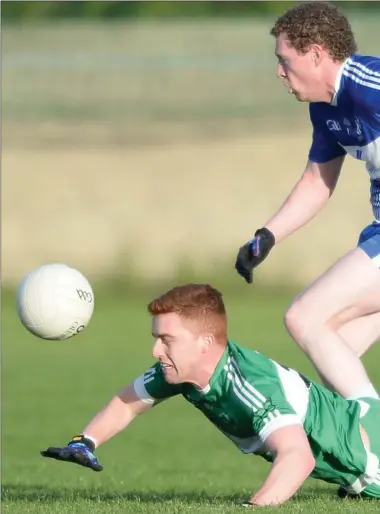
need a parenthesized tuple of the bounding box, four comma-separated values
(308, 54, 380, 219)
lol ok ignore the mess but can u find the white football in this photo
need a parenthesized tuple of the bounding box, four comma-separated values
(16, 263, 94, 340)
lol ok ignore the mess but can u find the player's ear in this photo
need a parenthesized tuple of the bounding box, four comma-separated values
(202, 334, 214, 352)
(310, 45, 323, 66)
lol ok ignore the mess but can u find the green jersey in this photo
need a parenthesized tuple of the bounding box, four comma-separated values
(133, 339, 380, 496)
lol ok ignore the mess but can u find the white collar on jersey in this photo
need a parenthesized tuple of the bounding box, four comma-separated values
(196, 383, 211, 394)
(331, 57, 349, 106)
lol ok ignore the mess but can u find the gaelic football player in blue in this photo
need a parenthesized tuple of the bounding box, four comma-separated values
(236, 2, 380, 403)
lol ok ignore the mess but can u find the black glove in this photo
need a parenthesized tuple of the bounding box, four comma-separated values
(235, 228, 275, 284)
(41, 434, 103, 471)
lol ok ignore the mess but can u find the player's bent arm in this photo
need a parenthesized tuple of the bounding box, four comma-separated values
(264, 156, 345, 244)
(81, 382, 154, 449)
(249, 425, 315, 506)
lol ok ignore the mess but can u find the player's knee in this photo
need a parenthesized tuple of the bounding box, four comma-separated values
(284, 301, 311, 348)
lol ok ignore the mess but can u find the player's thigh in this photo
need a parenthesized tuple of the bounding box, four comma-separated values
(287, 247, 380, 325)
(338, 312, 380, 356)
(330, 288, 380, 329)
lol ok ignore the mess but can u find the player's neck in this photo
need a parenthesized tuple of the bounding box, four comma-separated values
(191, 344, 226, 390)
(324, 60, 346, 103)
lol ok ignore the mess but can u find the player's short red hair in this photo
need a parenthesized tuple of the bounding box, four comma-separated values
(148, 283, 227, 343)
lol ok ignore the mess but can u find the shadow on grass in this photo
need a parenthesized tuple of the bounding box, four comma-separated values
(1, 483, 356, 504)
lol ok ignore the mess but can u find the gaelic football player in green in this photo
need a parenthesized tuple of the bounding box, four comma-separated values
(42, 284, 380, 506)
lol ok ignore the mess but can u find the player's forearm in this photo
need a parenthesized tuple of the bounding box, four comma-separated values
(81, 395, 137, 447)
(264, 170, 332, 244)
(250, 450, 315, 506)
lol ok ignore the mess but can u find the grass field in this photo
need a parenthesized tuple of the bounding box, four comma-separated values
(3, 287, 380, 513)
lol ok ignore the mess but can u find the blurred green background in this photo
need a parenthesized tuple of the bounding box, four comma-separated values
(3, 1, 379, 142)
(4, 1, 380, 20)
(3, 4, 380, 511)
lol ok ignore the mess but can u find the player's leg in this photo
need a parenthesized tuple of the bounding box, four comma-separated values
(349, 398, 380, 499)
(337, 311, 380, 357)
(332, 225, 380, 356)
(337, 399, 380, 499)
(284, 245, 380, 399)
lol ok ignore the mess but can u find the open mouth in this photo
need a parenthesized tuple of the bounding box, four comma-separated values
(283, 82, 294, 94)
(161, 362, 173, 370)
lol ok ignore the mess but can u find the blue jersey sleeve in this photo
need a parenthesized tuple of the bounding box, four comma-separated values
(308, 104, 347, 163)
(343, 56, 380, 112)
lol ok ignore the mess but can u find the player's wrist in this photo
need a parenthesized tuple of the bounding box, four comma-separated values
(255, 227, 276, 245)
(69, 434, 97, 452)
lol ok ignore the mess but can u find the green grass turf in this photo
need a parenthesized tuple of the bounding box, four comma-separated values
(3, 287, 380, 513)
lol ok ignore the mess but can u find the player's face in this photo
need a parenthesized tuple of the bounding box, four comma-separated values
(275, 33, 323, 102)
(152, 313, 206, 384)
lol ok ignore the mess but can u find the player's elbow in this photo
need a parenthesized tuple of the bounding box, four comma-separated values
(300, 448, 316, 476)
(276, 444, 315, 475)
(283, 446, 315, 478)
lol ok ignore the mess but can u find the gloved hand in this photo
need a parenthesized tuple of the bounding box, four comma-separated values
(41, 434, 103, 471)
(235, 228, 275, 284)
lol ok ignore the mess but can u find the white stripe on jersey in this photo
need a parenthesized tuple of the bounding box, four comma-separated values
(134, 375, 156, 404)
(225, 359, 283, 433)
(267, 410, 281, 422)
(272, 362, 310, 422)
(346, 65, 380, 85)
(258, 414, 302, 443)
(343, 70, 380, 91)
(344, 450, 379, 494)
(346, 58, 380, 80)
(227, 363, 263, 410)
(225, 369, 258, 412)
(227, 359, 263, 409)
(230, 357, 266, 404)
(223, 357, 304, 445)
(143, 367, 156, 382)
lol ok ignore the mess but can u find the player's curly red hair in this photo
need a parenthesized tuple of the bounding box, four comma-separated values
(148, 283, 227, 343)
(270, 1, 357, 62)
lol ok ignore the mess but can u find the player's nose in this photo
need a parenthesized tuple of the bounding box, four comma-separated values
(152, 339, 163, 360)
(277, 63, 286, 79)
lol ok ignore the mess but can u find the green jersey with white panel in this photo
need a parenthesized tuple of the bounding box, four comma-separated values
(134, 339, 380, 497)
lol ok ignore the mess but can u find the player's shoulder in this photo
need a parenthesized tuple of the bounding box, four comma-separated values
(341, 53, 380, 100)
(345, 53, 380, 74)
(227, 339, 276, 377)
(227, 338, 262, 361)
(310, 53, 380, 117)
